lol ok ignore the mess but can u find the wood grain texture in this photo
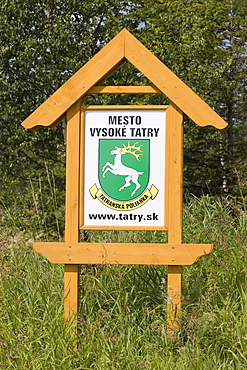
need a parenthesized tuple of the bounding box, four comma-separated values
(167, 265, 182, 329)
(82, 105, 169, 110)
(79, 107, 85, 228)
(33, 242, 213, 265)
(166, 103, 184, 241)
(64, 101, 81, 320)
(166, 103, 184, 329)
(88, 86, 163, 94)
(79, 225, 168, 231)
(64, 264, 79, 321)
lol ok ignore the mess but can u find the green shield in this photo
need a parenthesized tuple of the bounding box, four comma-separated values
(99, 139, 150, 201)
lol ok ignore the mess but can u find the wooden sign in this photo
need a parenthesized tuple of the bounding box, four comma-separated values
(21, 29, 228, 329)
(82, 106, 166, 230)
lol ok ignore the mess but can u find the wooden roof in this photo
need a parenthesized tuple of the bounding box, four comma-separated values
(21, 29, 228, 130)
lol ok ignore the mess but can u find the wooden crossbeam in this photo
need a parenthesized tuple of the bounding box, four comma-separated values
(88, 86, 163, 94)
(33, 242, 213, 266)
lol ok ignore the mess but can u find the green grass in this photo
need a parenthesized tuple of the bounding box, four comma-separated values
(0, 196, 247, 369)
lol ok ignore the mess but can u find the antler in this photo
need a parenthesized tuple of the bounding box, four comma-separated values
(121, 141, 143, 161)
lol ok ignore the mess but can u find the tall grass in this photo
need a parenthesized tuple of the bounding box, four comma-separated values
(0, 195, 247, 369)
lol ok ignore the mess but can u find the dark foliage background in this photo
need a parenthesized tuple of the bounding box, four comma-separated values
(1, 0, 246, 235)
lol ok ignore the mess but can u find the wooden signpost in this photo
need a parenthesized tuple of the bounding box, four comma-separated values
(21, 29, 228, 329)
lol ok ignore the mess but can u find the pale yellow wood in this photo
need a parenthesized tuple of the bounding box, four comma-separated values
(33, 242, 213, 265)
(64, 101, 81, 320)
(88, 86, 163, 94)
(83, 105, 169, 110)
(79, 225, 168, 231)
(65, 101, 81, 242)
(166, 103, 184, 329)
(21, 30, 126, 130)
(165, 107, 170, 230)
(79, 108, 85, 228)
(29, 115, 67, 131)
(124, 29, 228, 130)
(64, 264, 79, 321)
(166, 103, 184, 239)
(167, 265, 182, 329)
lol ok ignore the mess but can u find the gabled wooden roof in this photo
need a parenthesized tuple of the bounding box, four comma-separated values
(21, 29, 227, 130)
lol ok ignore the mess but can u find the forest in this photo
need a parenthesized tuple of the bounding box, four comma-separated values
(0, 0, 247, 368)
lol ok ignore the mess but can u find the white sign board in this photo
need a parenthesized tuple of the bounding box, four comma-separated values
(83, 107, 166, 229)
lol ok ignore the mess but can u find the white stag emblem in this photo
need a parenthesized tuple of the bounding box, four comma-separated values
(102, 142, 144, 197)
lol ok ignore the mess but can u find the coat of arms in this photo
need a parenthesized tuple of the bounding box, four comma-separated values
(89, 139, 158, 210)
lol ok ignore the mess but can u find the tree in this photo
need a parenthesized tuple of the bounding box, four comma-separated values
(0, 0, 246, 225)
(0, 0, 142, 232)
(134, 0, 247, 196)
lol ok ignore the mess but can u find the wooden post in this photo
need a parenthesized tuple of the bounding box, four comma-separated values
(166, 103, 183, 330)
(64, 100, 81, 322)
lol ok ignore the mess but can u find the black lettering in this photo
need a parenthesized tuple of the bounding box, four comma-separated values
(109, 115, 142, 126)
(129, 116, 135, 124)
(108, 128, 114, 137)
(90, 128, 96, 136)
(88, 214, 98, 219)
(96, 128, 101, 136)
(154, 128, 159, 137)
(153, 213, 158, 221)
(123, 116, 129, 125)
(109, 116, 117, 125)
(135, 128, 141, 137)
(142, 128, 147, 137)
(136, 116, 141, 125)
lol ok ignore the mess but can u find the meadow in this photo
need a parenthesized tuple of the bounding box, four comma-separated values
(0, 195, 247, 369)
